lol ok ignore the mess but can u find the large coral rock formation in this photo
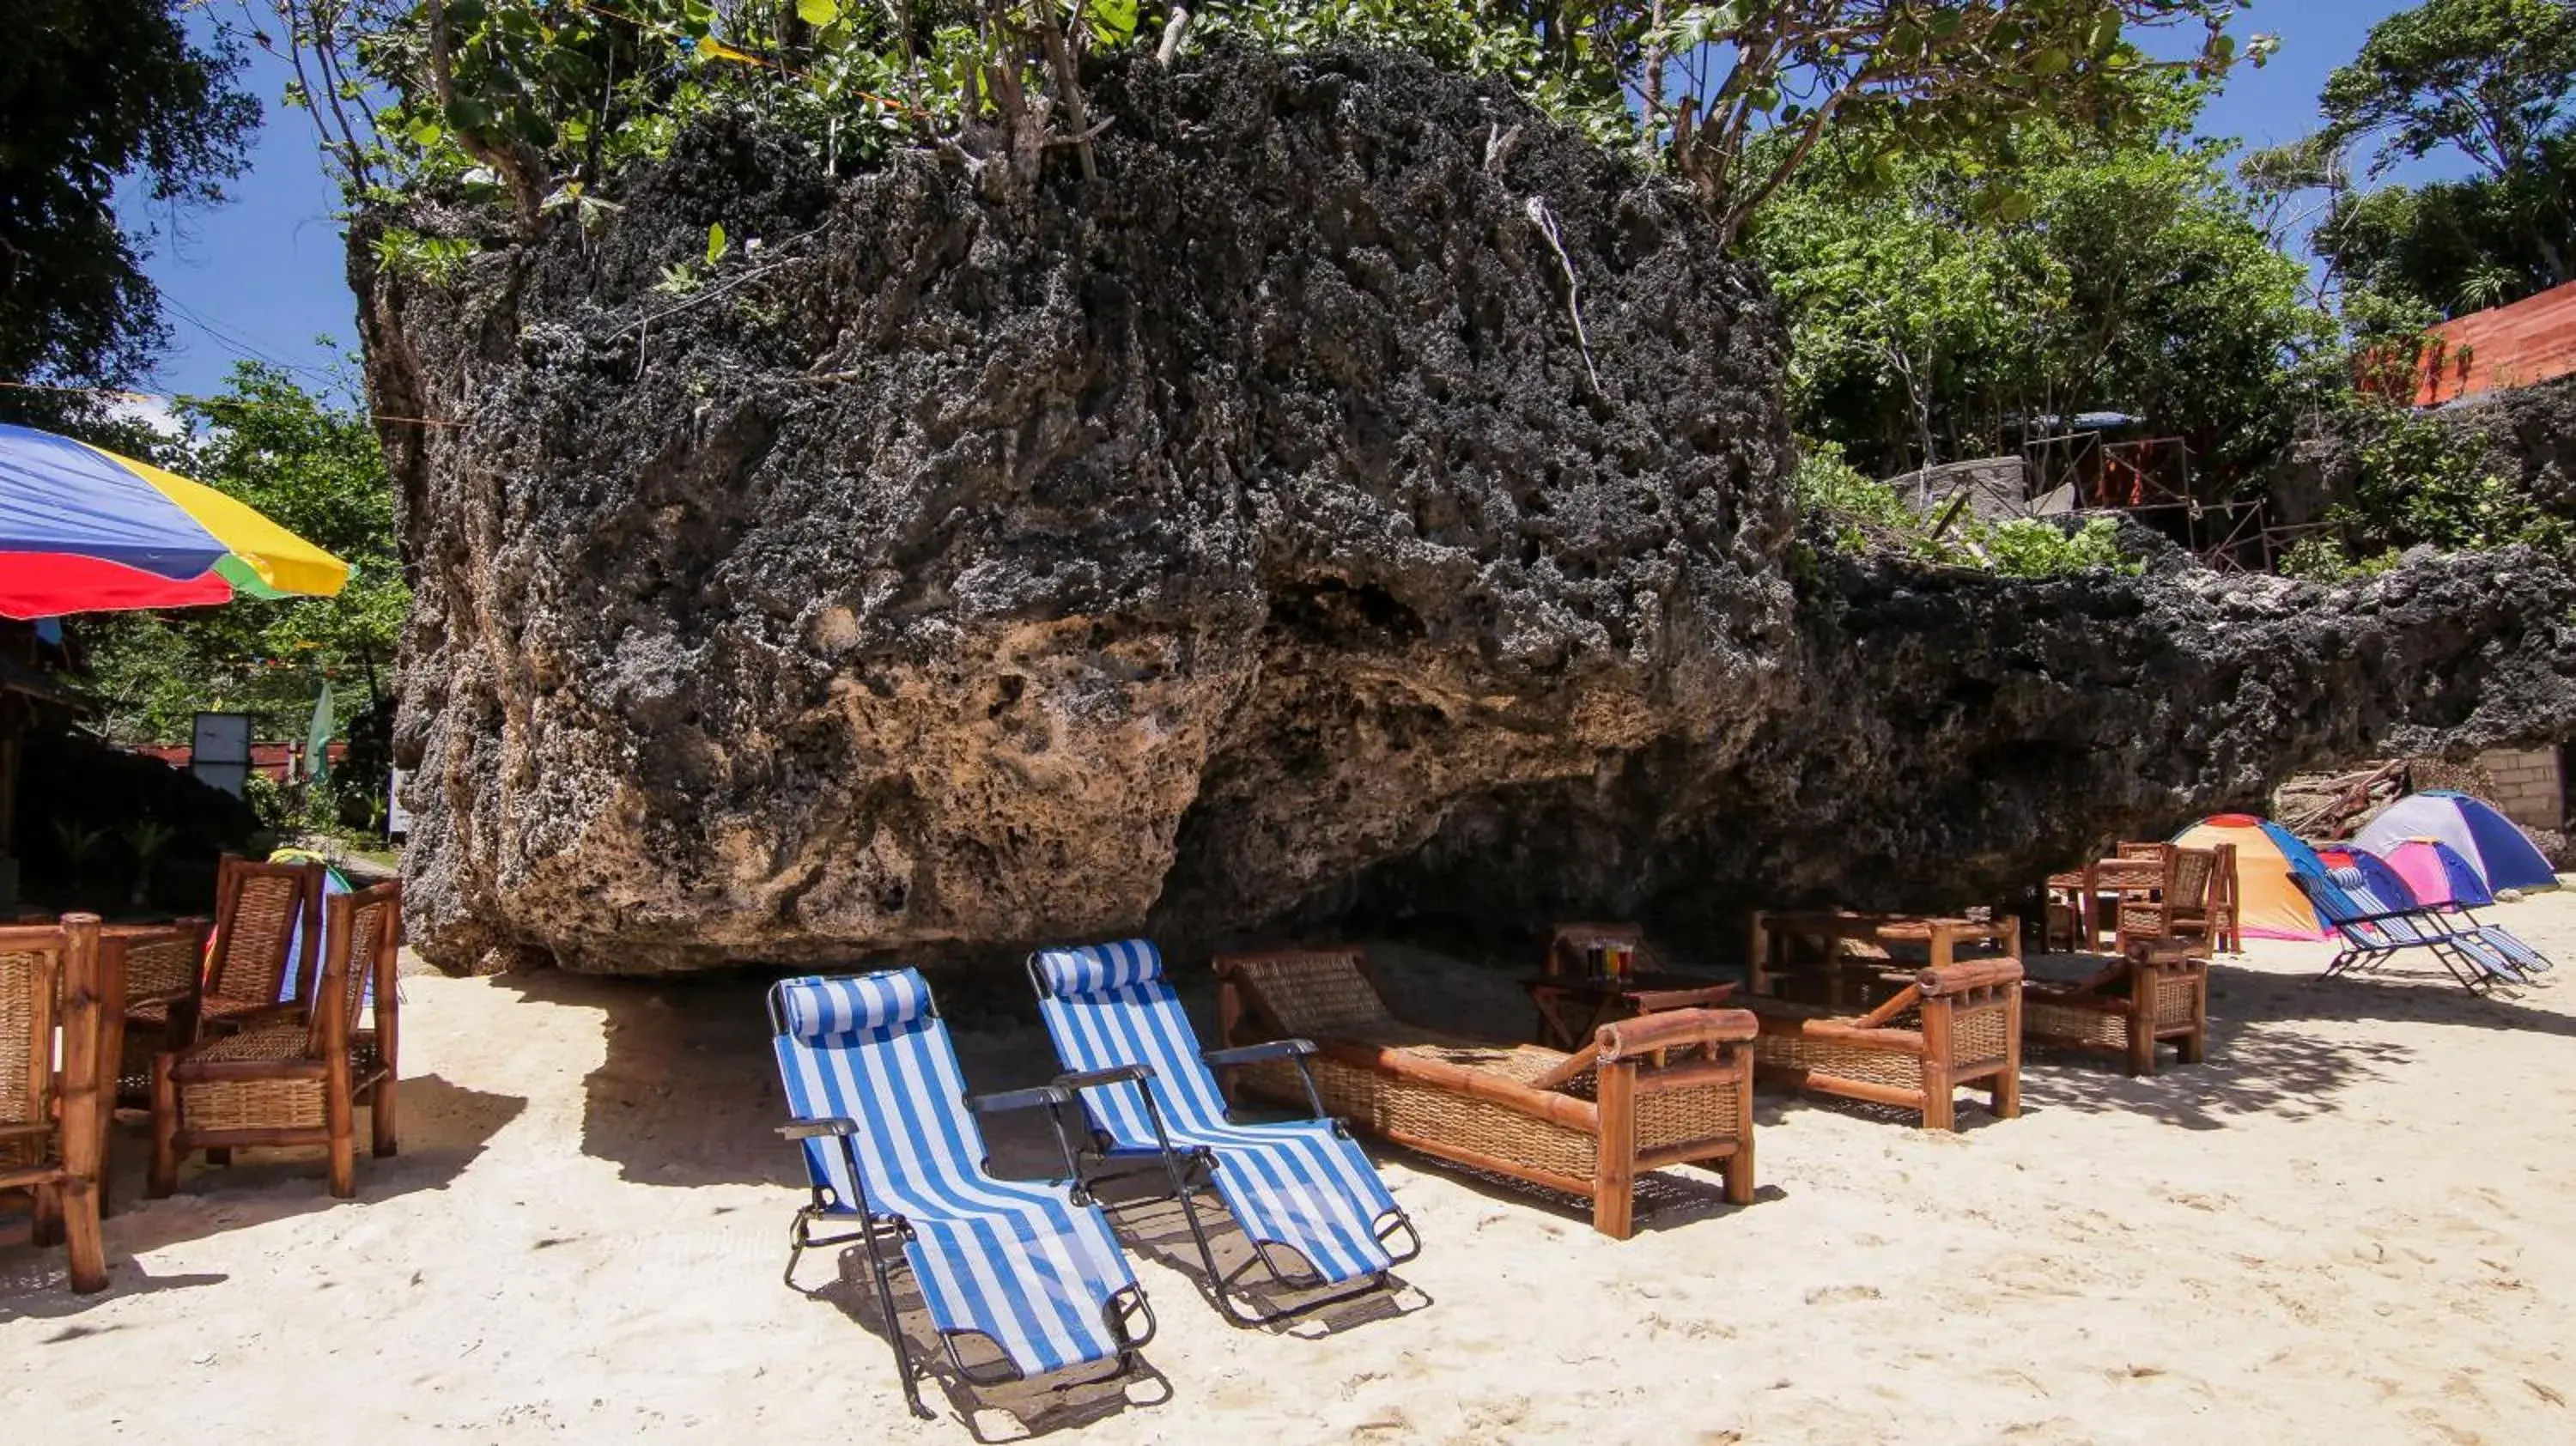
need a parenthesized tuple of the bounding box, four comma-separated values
(361, 49, 2576, 975)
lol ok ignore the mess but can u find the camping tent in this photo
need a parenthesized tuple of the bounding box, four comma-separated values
(2172, 814, 2331, 940)
(2375, 838, 2492, 909)
(2354, 791, 2559, 894)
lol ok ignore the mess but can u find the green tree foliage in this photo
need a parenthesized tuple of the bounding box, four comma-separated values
(81, 363, 407, 748)
(2315, 135, 2575, 315)
(258, 1, 2266, 249)
(2307, 0, 2576, 314)
(1755, 82, 2327, 482)
(0, 2, 258, 429)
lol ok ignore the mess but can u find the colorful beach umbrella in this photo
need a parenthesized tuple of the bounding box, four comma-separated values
(0, 422, 349, 618)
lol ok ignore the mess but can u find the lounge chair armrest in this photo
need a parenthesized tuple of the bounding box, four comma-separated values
(1054, 1064, 1154, 1093)
(964, 1084, 1075, 1115)
(1202, 1038, 1315, 1068)
(1917, 957, 2024, 994)
(777, 1116, 860, 1141)
(1595, 1008, 1758, 1061)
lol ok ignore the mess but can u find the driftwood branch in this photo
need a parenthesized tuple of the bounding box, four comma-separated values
(1524, 197, 1603, 395)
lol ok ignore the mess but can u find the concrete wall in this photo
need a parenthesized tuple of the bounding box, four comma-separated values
(2478, 746, 2567, 830)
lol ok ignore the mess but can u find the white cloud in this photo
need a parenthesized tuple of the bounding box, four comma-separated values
(107, 393, 188, 438)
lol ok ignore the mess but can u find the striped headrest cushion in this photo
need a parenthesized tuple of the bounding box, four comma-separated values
(2326, 866, 2366, 889)
(1031, 939, 1165, 997)
(777, 970, 935, 1039)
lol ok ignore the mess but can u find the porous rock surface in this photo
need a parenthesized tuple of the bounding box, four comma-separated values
(359, 48, 2576, 975)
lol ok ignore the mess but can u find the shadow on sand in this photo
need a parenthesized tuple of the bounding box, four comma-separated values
(2021, 957, 2576, 1129)
(798, 1237, 1173, 1443)
(1, 1073, 525, 1317)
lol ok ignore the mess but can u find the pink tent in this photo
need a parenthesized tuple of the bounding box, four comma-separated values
(2379, 838, 2490, 908)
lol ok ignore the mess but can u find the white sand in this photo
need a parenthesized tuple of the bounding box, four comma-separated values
(11, 892, 2576, 1443)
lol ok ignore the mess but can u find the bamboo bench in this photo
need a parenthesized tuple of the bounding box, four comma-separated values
(1213, 946, 1758, 1240)
(2021, 939, 2208, 1076)
(1738, 957, 2024, 1131)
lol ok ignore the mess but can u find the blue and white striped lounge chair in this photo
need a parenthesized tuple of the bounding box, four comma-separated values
(2406, 866, 2556, 975)
(769, 970, 1155, 1418)
(1029, 939, 1420, 1326)
(2293, 868, 2524, 992)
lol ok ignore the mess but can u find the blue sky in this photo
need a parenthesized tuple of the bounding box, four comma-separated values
(125, 1, 2453, 404)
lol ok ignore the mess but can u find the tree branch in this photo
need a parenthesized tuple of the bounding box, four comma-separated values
(424, 0, 545, 233)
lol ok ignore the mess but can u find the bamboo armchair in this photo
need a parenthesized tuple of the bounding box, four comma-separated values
(1212, 946, 1758, 1240)
(101, 920, 214, 1108)
(1, 914, 108, 1292)
(2109, 844, 2231, 957)
(2022, 939, 2208, 1076)
(1739, 957, 2024, 1130)
(124, 855, 323, 1065)
(150, 881, 401, 1200)
(2112, 841, 2239, 955)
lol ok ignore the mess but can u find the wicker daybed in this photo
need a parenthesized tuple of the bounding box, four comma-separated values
(2021, 939, 2208, 1076)
(1738, 957, 2025, 1130)
(1212, 946, 1757, 1240)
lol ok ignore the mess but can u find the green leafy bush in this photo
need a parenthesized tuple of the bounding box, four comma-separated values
(2287, 400, 2569, 575)
(1795, 441, 2142, 578)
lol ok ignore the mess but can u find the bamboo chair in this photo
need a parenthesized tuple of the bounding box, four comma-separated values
(101, 920, 213, 1109)
(2113, 845, 2228, 957)
(125, 855, 325, 1064)
(1212, 946, 1757, 1241)
(2021, 939, 2208, 1076)
(1737, 957, 2024, 1130)
(0, 914, 109, 1292)
(769, 969, 1155, 1419)
(149, 881, 401, 1200)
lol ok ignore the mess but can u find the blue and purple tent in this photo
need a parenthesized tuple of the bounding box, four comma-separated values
(2355, 792, 2559, 895)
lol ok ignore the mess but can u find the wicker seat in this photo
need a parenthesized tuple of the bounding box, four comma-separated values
(1212, 946, 1757, 1240)
(150, 882, 400, 1200)
(1, 915, 109, 1292)
(124, 856, 323, 1074)
(2021, 940, 2208, 1076)
(1739, 957, 2024, 1130)
(100, 921, 213, 1109)
(2112, 845, 2230, 958)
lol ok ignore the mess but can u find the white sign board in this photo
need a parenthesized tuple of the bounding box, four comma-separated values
(387, 768, 414, 839)
(191, 711, 252, 799)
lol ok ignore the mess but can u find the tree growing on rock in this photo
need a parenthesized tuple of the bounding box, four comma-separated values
(255, 0, 2270, 251)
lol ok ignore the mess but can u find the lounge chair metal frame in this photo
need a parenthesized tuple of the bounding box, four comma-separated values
(2293, 869, 2524, 993)
(766, 981, 1155, 1420)
(1024, 951, 1421, 1329)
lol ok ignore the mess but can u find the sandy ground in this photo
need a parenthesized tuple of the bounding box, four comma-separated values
(10, 892, 2576, 1443)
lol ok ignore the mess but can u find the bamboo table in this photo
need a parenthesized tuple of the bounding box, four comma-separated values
(1522, 972, 1739, 1052)
(2043, 858, 2166, 951)
(1747, 909, 2021, 1006)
